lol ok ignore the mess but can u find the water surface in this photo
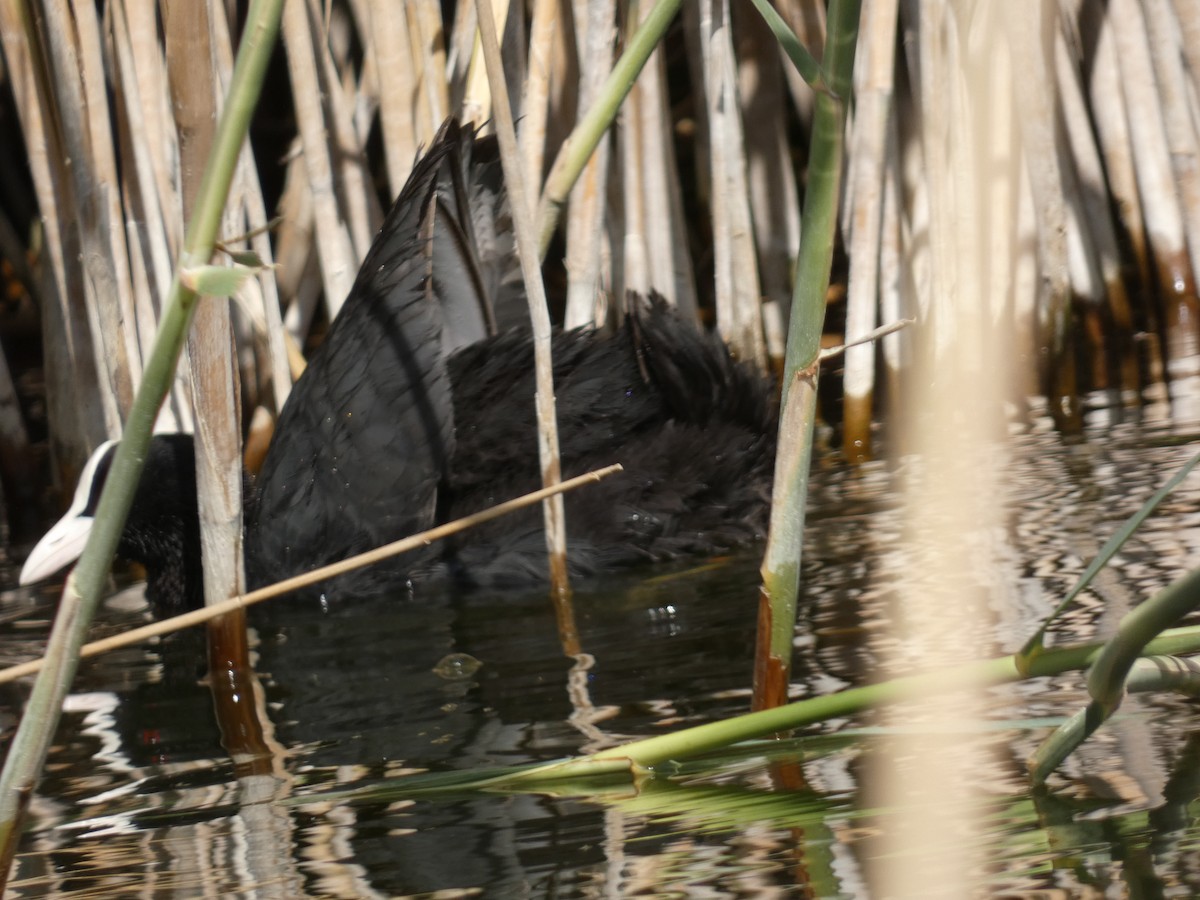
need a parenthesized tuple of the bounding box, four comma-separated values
(6, 404, 1200, 896)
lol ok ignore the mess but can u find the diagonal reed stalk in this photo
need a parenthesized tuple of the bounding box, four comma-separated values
(0, 0, 286, 877)
(312, 616, 1200, 793)
(0, 463, 622, 687)
(535, 0, 684, 256)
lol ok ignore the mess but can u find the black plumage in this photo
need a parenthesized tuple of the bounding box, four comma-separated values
(22, 120, 777, 615)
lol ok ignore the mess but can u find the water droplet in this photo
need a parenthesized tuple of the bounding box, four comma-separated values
(432, 653, 482, 681)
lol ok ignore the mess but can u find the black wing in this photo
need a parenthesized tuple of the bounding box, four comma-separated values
(248, 122, 466, 589)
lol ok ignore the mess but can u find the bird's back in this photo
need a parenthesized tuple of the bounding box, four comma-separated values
(438, 298, 777, 585)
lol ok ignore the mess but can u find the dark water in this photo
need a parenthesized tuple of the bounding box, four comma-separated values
(6, 403, 1200, 897)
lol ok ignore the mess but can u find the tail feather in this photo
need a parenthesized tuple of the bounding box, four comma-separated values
(430, 123, 523, 353)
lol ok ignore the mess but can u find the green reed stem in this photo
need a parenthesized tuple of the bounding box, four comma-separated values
(0, 0, 285, 875)
(754, 0, 862, 710)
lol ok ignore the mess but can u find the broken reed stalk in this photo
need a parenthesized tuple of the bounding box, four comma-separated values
(473, 0, 571, 596)
(0, 463, 623, 688)
(0, 0, 288, 876)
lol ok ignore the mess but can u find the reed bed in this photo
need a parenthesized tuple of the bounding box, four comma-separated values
(0, 1, 1194, 502)
(0, 0, 1198, 881)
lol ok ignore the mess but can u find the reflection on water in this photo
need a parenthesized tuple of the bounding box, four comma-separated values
(7, 403, 1200, 896)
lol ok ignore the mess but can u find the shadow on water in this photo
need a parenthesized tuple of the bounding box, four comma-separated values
(8, 402, 1200, 895)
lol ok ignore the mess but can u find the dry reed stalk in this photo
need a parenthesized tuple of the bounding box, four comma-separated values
(0, 464, 622, 687)
(3, 0, 111, 467)
(659, 94, 701, 321)
(41, 0, 131, 435)
(619, 77, 648, 300)
(872, 6, 1028, 877)
(462, 0, 510, 125)
(842, 0, 898, 459)
(309, 0, 378, 248)
(1056, 30, 1108, 391)
(618, 0, 648, 303)
(282, 0, 357, 317)
(1175, 0, 1200, 108)
(73, 0, 143, 407)
(1011, 140, 1041, 397)
(112, 123, 178, 429)
(982, 23, 1020, 383)
(274, 141, 321, 346)
(164, 1, 243, 611)
(189, 283, 246, 610)
(1055, 21, 1134, 394)
(736, 1, 800, 347)
(1008, 4, 1070, 400)
(209, 0, 292, 413)
(905, 0, 963, 361)
(230, 220, 292, 413)
(173, 0, 280, 805)
(110, 5, 171, 302)
(1146, 0, 1200, 373)
(446, 0, 477, 108)
(111, 5, 185, 428)
(1083, 1, 1161, 387)
(474, 0, 571, 595)
(112, 0, 196, 425)
(403, 4, 433, 144)
(897, 105, 932, 349)
(879, 118, 905, 398)
(633, 31, 693, 314)
(597, 3, 683, 316)
(1110, 0, 1198, 372)
(1082, 3, 1151, 288)
(342, 0, 379, 144)
(562, 0, 614, 329)
(370, 0, 420, 195)
(126, 2, 196, 434)
(698, 0, 765, 368)
(520, 0, 558, 190)
(413, 0, 450, 127)
(123, 0, 182, 250)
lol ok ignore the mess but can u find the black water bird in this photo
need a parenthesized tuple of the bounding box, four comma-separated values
(21, 121, 777, 615)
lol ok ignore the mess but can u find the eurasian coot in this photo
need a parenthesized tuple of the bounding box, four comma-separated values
(21, 120, 777, 615)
